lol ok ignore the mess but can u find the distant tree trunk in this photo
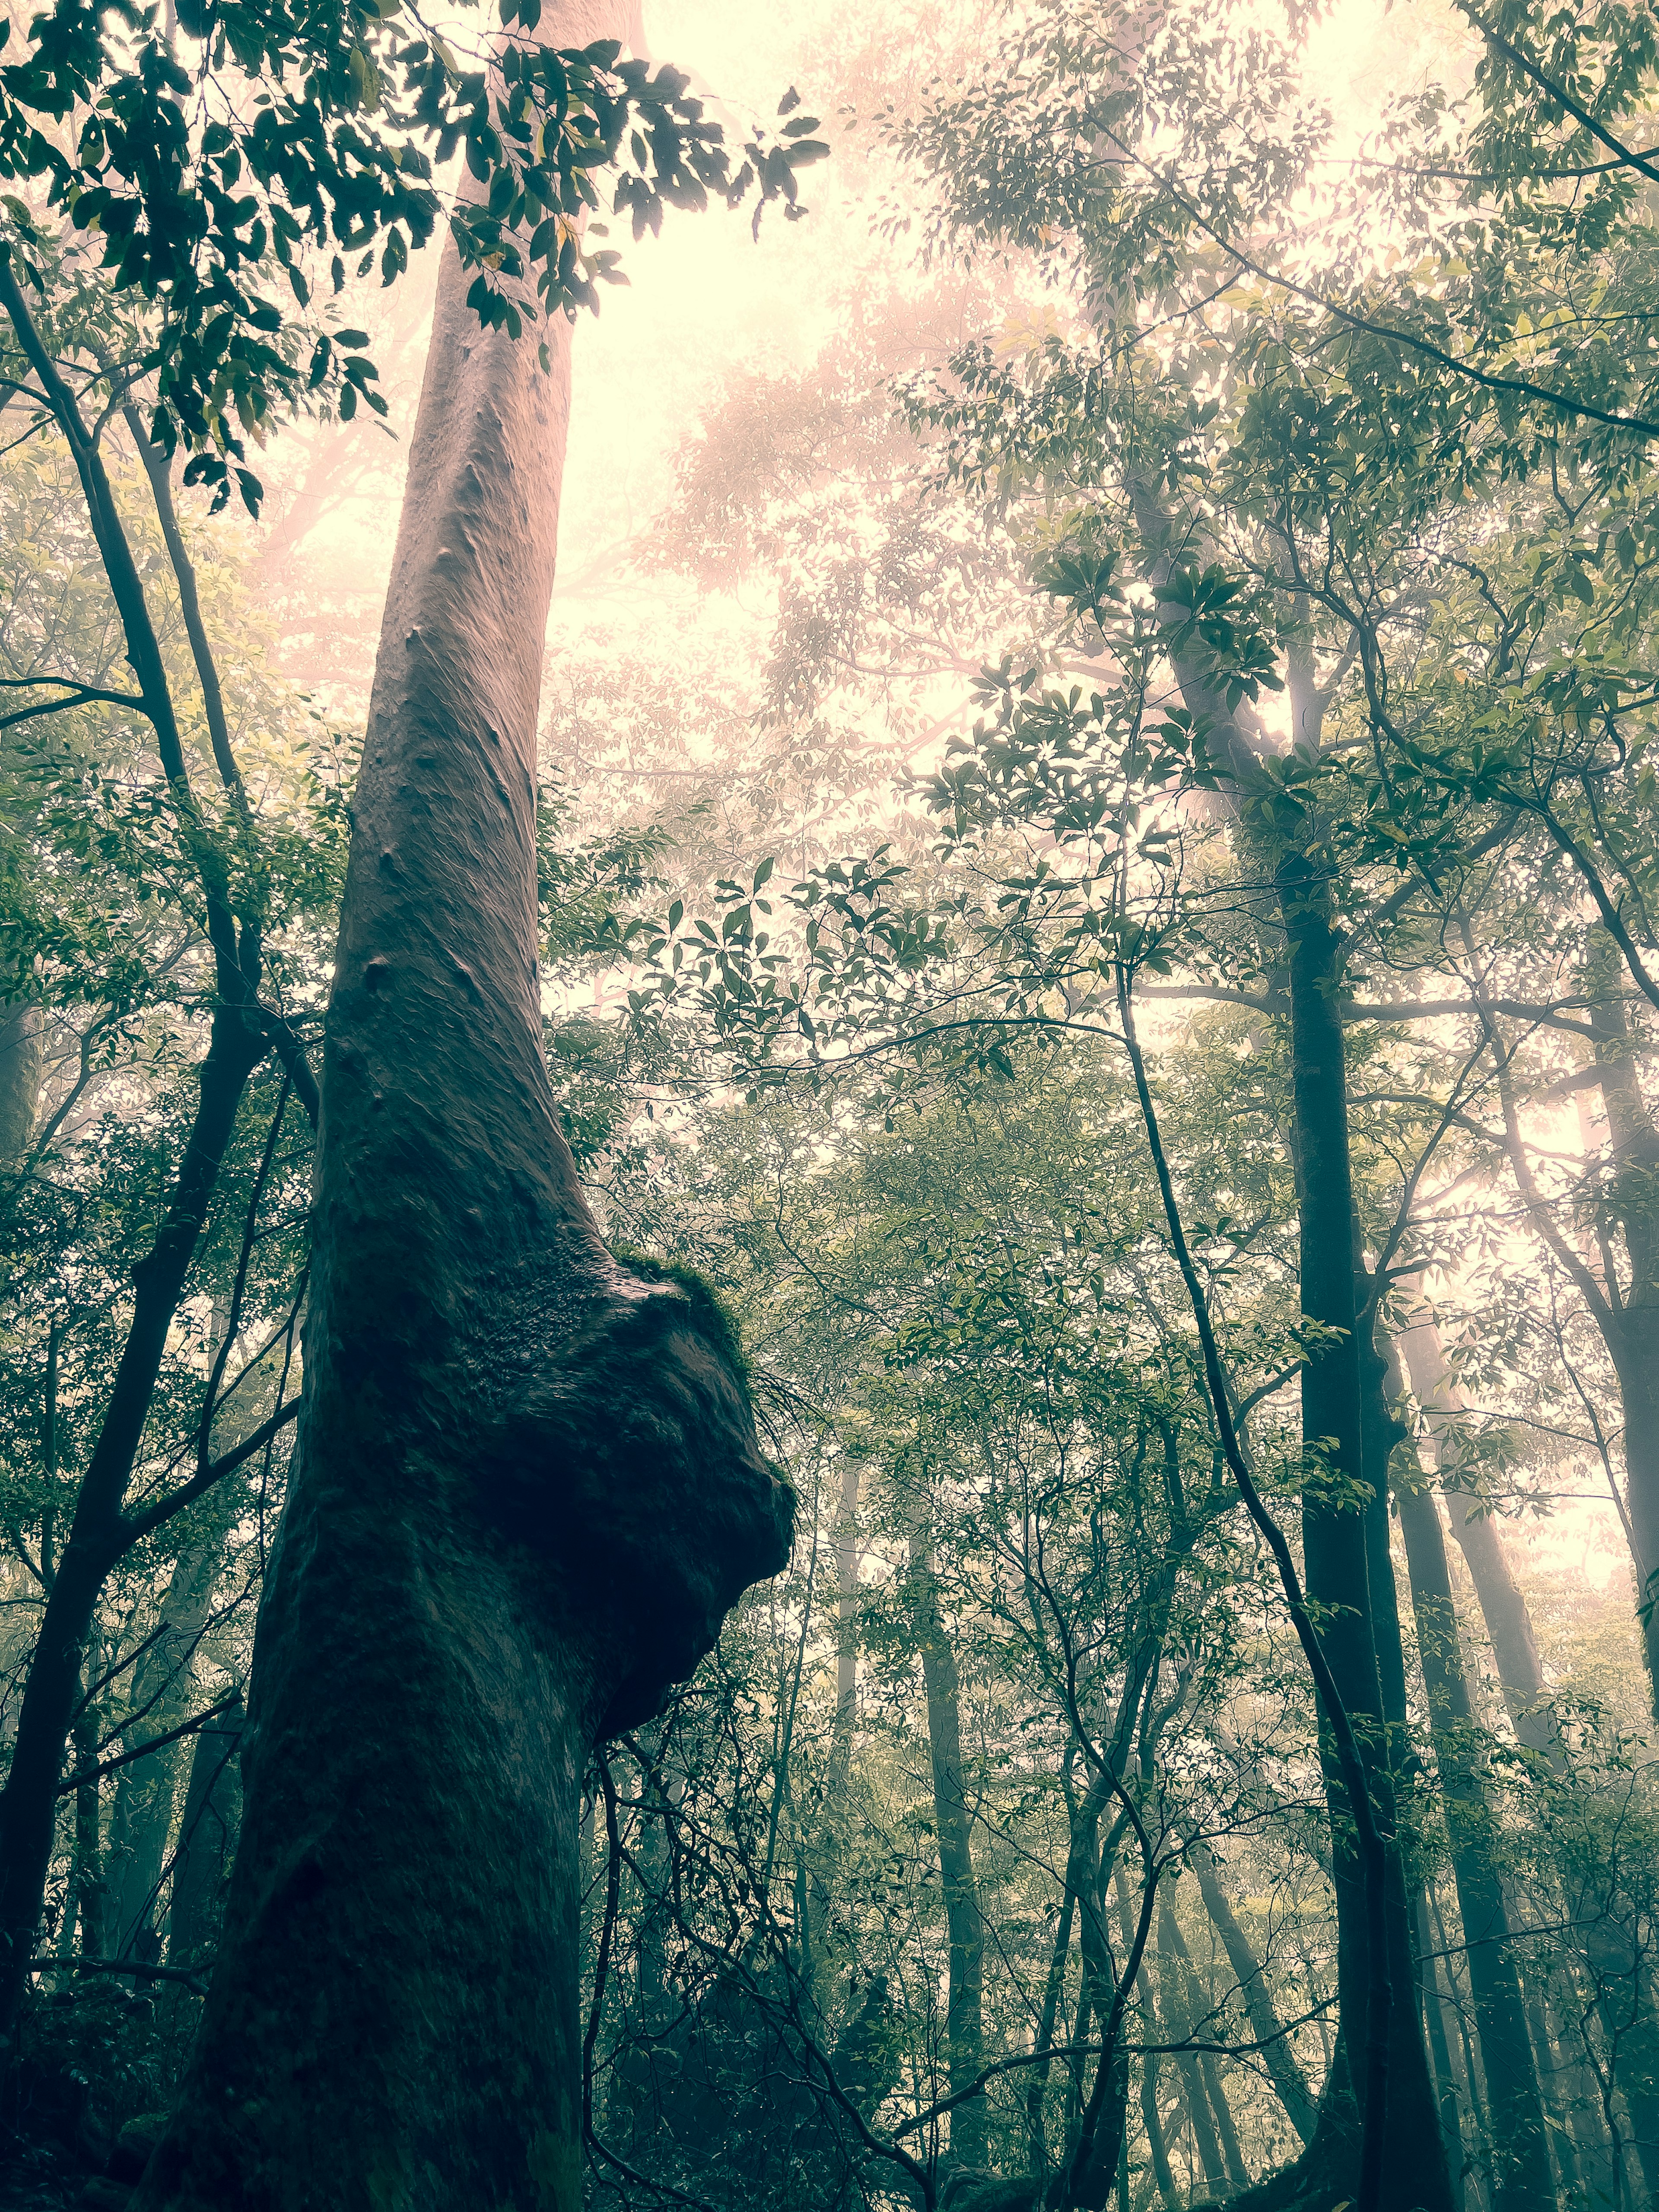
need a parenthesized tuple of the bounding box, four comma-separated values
(1582, 939, 1659, 1712)
(1187, 1844, 1317, 2147)
(166, 1695, 243, 1974)
(906, 1524, 986, 2172)
(1413, 1889, 1467, 2212)
(70, 1662, 105, 1964)
(0, 1001, 41, 1162)
(134, 6, 791, 2204)
(1156, 1896, 1236, 2193)
(105, 1510, 232, 1959)
(1393, 1297, 1561, 1761)
(1395, 1292, 1659, 2200)
(1392, 1472, 1554, 2212)
(830, 1455, 860, 1786)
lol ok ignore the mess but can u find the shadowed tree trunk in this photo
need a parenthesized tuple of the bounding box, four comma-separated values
(1135, 498, 1452, 2212)
(133, 8, 791, 2203)
(165, 1694, 243, 1977)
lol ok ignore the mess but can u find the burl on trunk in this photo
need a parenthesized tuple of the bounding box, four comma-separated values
(136, 13, 792, 2204)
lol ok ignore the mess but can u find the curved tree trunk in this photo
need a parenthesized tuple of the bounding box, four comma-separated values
(134, 13, 791, 2204)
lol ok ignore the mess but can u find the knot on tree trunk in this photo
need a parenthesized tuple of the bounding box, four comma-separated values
(482, 1259, 794, 1735)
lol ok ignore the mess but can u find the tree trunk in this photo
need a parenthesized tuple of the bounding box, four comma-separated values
(166, 1695, 243, 1974)
(0, 1000, 41, 1163)
(133, 11, 791, 2204)
(1156, 1895, 1237, 2192)
(0, 1001, 267, 2046)
(105, 1508, 232, 1959)
(1392, 1477, 1554, 2212)
(1187, 1843, 1317, 2146)
(1393, 1298, 1561, 1763)
(1583, 934, 1659, 1710)
(1414, 1889, 1467, 2212)
(70, 1665, 106, 1964)
(907, 1528, 987, 2172)
(1279, 849, 1453, 2212)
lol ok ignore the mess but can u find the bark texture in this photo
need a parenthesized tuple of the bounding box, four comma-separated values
(135, 15, 791, 2203)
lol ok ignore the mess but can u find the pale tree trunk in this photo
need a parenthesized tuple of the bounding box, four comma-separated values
(1394, 1295, 1560, 1761)
(1186, 1843, 1317, 2148)
(1390, 1455, 1554, 2212)
(906, 1524, 987, 2172)
(830, 1454, 860, 1786)
(1395, 1298, 1650, 2195)
(0, 1001, 41, 1162)
(1154, 1895, 1232, 2195)
(133, 7, 791, 2202)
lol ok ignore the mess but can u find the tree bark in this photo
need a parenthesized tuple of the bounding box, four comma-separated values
(131, 15, 788, 2205)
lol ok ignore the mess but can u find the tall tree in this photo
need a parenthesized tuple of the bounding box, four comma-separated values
(134, 9, 792, 2203)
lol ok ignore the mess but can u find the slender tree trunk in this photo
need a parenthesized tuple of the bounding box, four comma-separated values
(1156, 1896, 1233, 2193)
(1414, 1889, 1467, 2212)
(0, 1004, 266, 2043)
(1584, 934, 1659, 1711)
(134, 13, 789, 2200)
(1394, 1299, 1561, 1762)
(70, 1662, 106, 1965)
(1187, 1844, 1317, 2146)
(1397, 1290, 1659, 2199)
(907, 1528, 987, 2172)
(0, 1001, 41, 1163)
(1392, 1477, 1554, 2212)
(105, 1507, 233, 1959)
(165, 1695, 243, 1974)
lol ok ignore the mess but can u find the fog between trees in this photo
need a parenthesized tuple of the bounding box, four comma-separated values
(0, 1, 1655, 2209)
